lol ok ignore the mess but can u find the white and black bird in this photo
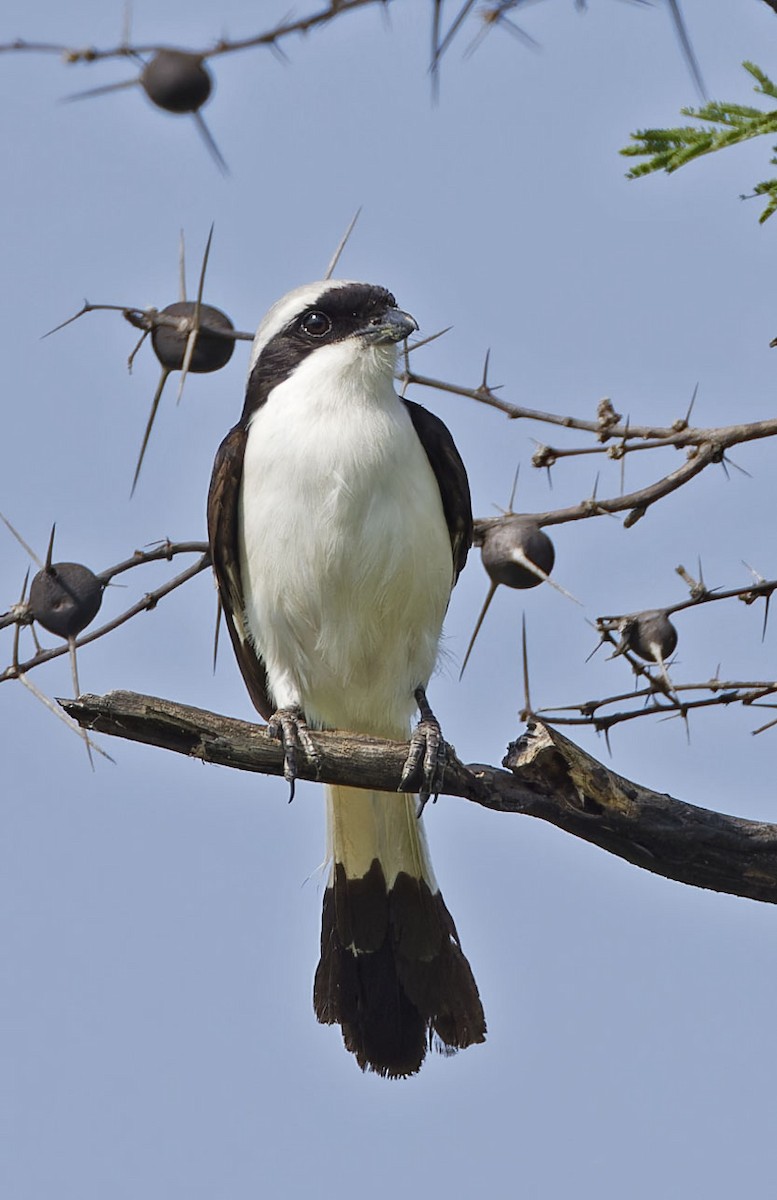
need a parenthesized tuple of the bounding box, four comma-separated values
(207, 280, 485, 1078)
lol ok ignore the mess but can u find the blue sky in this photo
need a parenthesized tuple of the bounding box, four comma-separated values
(3, 2, 777, 1196)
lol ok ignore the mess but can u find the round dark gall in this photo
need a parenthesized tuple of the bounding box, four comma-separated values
(141, 51, 212, 114)
(481, 519, 555, 589)
(623, 611, 678, 663)
(29, 562, 104, 639)
(151, 302, 235, 373)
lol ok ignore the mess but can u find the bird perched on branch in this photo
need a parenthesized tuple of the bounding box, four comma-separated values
(208, 279, 485, 1077)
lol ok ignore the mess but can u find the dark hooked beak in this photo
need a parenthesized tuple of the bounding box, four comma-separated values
(358, 307, 418, 344)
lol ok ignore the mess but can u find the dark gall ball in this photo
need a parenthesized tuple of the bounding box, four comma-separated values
(29, 562, 104, 639)
(623, 611, 678, 663)
(481, 519, 555, 589)
(151, 302, 235, 372)
(141, 51, 212, 114)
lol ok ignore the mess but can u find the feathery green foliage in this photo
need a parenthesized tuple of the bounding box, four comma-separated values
(621, 62, 777, 223)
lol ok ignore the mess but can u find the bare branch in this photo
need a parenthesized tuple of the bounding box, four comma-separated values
(0, 1, 389, 63)
(403, 366, 777, 454)
(476, 440, 718, 533)
(61, 691, 777, 905)
(46, 300, 253, 346)
(539, 679, 777, 731)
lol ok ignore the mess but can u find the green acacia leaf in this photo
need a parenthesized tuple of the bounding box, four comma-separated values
(620, 61, 777, 221)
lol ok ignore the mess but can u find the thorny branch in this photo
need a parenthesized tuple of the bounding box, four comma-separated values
(0, 1, 389, 64)
(0, 542, 210, 680)
(0, 0, 704, 92)
(529, 557, 777, 735)
(48, 301, 254, 349)
(397, 362, 777, 736)
(538, 677, 777, 732)
(404, 365, 777, 508)
(404, 362, 777, 530)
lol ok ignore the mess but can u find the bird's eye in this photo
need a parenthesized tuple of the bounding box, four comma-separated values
(300, 311, 331, 337)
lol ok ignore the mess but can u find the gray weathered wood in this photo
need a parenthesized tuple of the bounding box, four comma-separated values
(61, 691, 777, 905)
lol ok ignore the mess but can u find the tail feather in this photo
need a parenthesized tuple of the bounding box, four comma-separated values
(313, 786, 485, 1078)
(333, 857, 388, 953)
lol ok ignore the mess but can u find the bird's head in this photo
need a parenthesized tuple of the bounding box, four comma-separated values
(241, 281, 417, 419)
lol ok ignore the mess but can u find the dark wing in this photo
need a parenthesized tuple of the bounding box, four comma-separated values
(207, 424, 273, 719)
(403, 399, 472, 584)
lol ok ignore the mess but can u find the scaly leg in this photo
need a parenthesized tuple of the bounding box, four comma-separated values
(399, 686, 447, 814)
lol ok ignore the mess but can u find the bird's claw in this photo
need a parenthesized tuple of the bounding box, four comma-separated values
(267, 704, 320, 801)
(399, 687, 447, 816)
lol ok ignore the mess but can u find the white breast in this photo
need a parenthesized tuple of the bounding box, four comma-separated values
(238, 344, 453, 740)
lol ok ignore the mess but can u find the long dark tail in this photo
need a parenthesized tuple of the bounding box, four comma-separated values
(313, 786, 485, 1078)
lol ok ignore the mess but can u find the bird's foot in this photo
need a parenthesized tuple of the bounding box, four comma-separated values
(268, 705, 320, 801)
(399, 686, 447, 816)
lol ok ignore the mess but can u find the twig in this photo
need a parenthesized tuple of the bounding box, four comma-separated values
(0, 1, 389, 63)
